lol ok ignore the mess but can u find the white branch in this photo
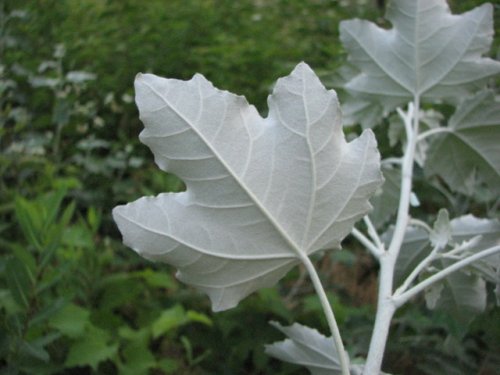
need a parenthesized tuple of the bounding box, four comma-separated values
(364, 100, 420, 375)
(394, 243, 440, 296)
(408, 218, 432, 233)
(363, 216, 384, 252)
(381, 157, 403, 166)
(416, 127, 451, 143)
(393, 245, 500, 308)
(301, 255, 351, 375)
(351, 227, 383, 258)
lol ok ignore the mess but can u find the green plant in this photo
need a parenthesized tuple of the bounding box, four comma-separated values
(114, 1, 500, 374)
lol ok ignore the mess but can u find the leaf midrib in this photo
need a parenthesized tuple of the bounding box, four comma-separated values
(140, 76, 307, 261)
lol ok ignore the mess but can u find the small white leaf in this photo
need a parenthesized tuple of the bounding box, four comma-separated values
(450, 215, 500, 252)
(265, 321, 344, 375)
(409, 192, 420, 207)
(266, 322, 390, 375)
(424, 282, 444, 309)
(430, 209, 451, 250)
(113, 63, 383, 311)
(369, 165, 400, 229)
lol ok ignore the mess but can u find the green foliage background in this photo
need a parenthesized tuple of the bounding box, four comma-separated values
(1, 0, 499, 374)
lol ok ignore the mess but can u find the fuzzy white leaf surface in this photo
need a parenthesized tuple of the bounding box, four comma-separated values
(340, 0, 500, 113)
(265, 321, 389, 375)
(426, 90, 500, 195)
(425, 265, 487, 325)
(265, 321, 344, 375)
(430, 209, 451, 250)
(113, 63, 383, 311)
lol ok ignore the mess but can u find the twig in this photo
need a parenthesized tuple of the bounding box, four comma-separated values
(301, 254, 351, 375)
(393, 245, 500, 307)
(351, 227, 383, 259)
(363, 216, 384, 251)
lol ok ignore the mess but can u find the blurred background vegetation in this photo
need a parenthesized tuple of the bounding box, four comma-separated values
(1, 0, 499, 374)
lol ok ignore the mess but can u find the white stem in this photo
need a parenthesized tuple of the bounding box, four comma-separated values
(352, 227, 383, 258)
(394, 243, 440, 296)
(364, 99, 420, 375)
(363, 216, 384, 251)
(381, 157, 403, 166)
(393, 245, 500, 308)
(416, 127, 450, 142)
(441, 236, 482, 258)
(408, 218, 432, 233)
(301, 255, 350, 375)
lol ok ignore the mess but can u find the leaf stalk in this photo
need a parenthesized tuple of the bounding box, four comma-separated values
(301, 255, 351, 375)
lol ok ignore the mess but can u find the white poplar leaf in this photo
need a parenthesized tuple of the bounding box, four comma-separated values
(340, 0, 500, 113)
(430, 209, 451, 250)
(265, 321, 345, 375)
(425, 266, 487, 325)
(448, 215, 500, 287)
(113, 63, 383, 311)
(369, 165, 400, 229)
(265, 321, 390, 375)
(449, 215, 500, 253)
(424, 282, 443, 310)
(425, 90, 500, 195)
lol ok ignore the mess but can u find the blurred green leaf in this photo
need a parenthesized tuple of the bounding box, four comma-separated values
(152, 304, 188, 338)
(157, 358, 180, 374)
(86, 207, 101, 233)
(186, 310, 213, 327)
(64, 325, 118, 370)
(132, 268, 177, 290)
(118, 340, 156, 375)
(49, 303, 90, 338)
(15, 196, 44, 251)
(19, 339, 50, 363)
(62, 224, 93, 249)
(30, 297, 65, 327)
(98, 275, 143, 310)
(4, 257, 34, 309)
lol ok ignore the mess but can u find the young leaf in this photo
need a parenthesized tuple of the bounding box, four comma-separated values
(265, 321, 346, 375)
(430, 209, 451, 250)
(424, 266, 487, 326)
(425, 90, 500, 195)
(449, 215, 500, 253)
(113, 63, 383, 311)
(369, 165, 400, 229)
(265, 322, 388, 375)
(340, 0, 500, 114)
(447, 215, 500, 287)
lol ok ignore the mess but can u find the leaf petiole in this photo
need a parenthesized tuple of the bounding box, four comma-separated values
(301, 254, 351, 375)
